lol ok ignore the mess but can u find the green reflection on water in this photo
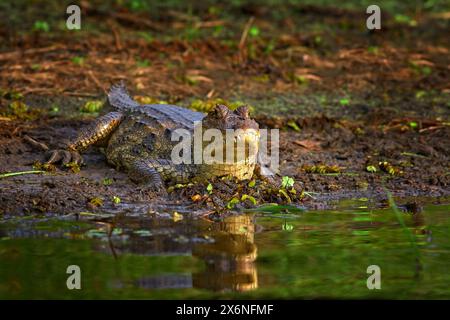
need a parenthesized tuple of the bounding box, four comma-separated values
(0, 202, 449, 299)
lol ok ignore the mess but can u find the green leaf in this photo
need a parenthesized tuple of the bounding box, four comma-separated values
(206, 183, 213, 194)
(80, 100, 103, 113)
(226, 197, 240, 209)
(282, 223, 294, 231)
(71, 56, 85, 66)
(112, 196, 121, 204)
(278, 189, 291, 202)
(287, 120, 301, 132)
(409, 121, 418, 129)
(281, 176, 295, 189)
(249, 26, 260, 37)
(33, 21, 50, 32)
(339, 98, 350, 106)
(102, 178, 113, 186)
(241, 194, 257, 205)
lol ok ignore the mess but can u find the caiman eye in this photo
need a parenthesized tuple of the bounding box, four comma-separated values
(214, 104, 230, 118)
(235, 106, 249, 118)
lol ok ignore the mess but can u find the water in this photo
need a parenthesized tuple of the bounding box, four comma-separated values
(0, 199, 449, 299)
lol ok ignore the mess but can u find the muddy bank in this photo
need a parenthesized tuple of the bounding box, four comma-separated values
(0, 112, 448, 216)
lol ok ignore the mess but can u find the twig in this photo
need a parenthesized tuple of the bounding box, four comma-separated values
(419, 126, 445, 133)
(113, 12, 163, 32)
(302, 191, 318, 199)
(238, 16, 255, 64)
(63, 91, 100, 98)
(0, 45, 63, 62)
(194, 20, 226, 28)
(87, 70, 107, 94)
(383, 185, 422, 278)
(107, 20, 123, 51)
(23, 135, 49, 151)
(0, 170, 45, 179)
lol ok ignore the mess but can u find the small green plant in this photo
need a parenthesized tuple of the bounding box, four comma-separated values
(208, 6, 220, 15)
(137, 32, 154, 43)
(282, 222, 294, 231)
(394, 14, 417, 26)
(410, 61, 433, 76)
(421, 66, 432, 76)
(415, 91, 426, 99)
(294, 74, 308, 85)
(367, 46, 379, 54)
(286, 120, 301, 132)
(64, 161, 81, 173)
(314, 35, 322, 45)
(249, 26, 260, 37)
(102, 178, 113, 186)
(409, 121, 418, 129)
(135, 58, 151, 68)
(212, 25, 224, 38)
(89, 197, 103, 207)
(173, 211, 183, 222)
(303, 164, 341, 174)
(241, 194, 257, 205)
(339, 98, 350, 106)
(33, 161, 56, 172)
(2, 90, 23, 100)
(9, 101, 28, 115)
(226, 197, 240, 209)
(379, 161, 402, 175)
(206, 183, 213, 194)
(50, 104, 60, 114)
(366, 165, 377, 173)
(167, 183, 193, 193)
(71, 56, 85, 66)
(112, 196, 121, 204)
(128, 0, 147, 11)
(183, 26, 201, 41)
(33, 21, 50, 32)
(281, 176, 295, 189)
(80, 100, 103, 113)
(279, 176, 296, 203)
(31, 64, 41, 71)
(264, 39, 276, 55)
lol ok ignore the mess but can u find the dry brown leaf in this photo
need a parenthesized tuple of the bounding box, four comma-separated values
(294, 139, 321, 151)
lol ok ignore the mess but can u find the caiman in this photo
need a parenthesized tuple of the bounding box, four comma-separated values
(46, 83, 264, 191)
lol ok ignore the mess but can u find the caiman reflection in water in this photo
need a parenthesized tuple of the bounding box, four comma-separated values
(103, 214, 257, 292)
(192, 215, 257, 292)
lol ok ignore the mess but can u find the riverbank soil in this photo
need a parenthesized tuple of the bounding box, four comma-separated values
(1, 1, 449, 216)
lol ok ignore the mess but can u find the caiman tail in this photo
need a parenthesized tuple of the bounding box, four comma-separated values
(108, 82, 140, 111)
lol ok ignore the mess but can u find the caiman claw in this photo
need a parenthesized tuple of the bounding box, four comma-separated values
(45, 149, 84, 166)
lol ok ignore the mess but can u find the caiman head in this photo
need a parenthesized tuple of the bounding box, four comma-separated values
(197, 104, 260, 180)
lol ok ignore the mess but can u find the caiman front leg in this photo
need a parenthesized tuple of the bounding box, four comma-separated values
(128, 159, 197, 193)
(46, 111, 124, 165)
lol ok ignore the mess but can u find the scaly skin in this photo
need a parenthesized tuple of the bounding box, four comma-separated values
(47, 83, 261, 191)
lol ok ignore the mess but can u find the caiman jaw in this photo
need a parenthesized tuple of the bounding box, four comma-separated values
(206, 163, 256, 180)
(207, 129, 260, 180)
